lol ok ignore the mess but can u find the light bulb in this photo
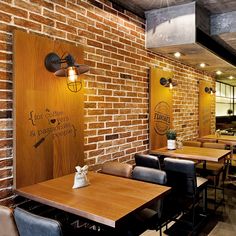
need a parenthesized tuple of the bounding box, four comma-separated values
(174, 52, 181, 58)
(169, 83, 173, 89)
(67, 67, 78, 82)
(200, 63, 206, 68)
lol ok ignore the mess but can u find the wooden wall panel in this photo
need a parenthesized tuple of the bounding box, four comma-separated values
(13, 30, 85, 188)
(149, 67, 173, 150)
(199, 80, 212, 137)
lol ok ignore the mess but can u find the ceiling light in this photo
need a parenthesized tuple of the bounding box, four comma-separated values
(200, 63, 206, 68)
(174, 52, 181, 58)
(229, 76, 234, 80)
(216, 70, 222, 75)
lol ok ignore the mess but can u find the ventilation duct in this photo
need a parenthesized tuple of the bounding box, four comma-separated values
(145, 2, 236, 81)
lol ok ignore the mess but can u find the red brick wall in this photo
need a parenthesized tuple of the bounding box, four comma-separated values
(0, 0, 215, 205)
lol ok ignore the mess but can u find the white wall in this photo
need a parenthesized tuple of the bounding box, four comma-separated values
(216, 82, 234, 116)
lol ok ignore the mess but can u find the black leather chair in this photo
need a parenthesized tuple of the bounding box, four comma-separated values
(164, 157, 208, 232)
(14, 207, 105, 236)
(14, 207, 64, 236)
(134, 153, 161, 169)
(131, 166, 167, 235)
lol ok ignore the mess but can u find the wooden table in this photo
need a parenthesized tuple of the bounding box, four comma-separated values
(150, 146, 231, 162)
(202, 134, 236, 145)
(150, 146, 231, 168)
(15, 172, 171, 228)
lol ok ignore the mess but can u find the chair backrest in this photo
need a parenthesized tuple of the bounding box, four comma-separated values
(164, 157, 197, 196)
(132, 166, 166, 185)
(132, 166, 167, 218)
(134, 153, 161, 169)
(183, 140, 201, 147)
(14, 207, 63, 236)
(101, 161, 133, 178)
(0, 205, 19, 236)
(202, 142, 226, 149)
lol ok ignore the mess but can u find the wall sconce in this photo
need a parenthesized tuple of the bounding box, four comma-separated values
(160, 77, 177, 89)
(205, 87, 216, 95)
(44, 52, 89, 92)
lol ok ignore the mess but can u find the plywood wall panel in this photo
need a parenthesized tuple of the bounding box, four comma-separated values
(199, 80, 212, 137)
(13, 30, 85, 188)
(149, 67, 173, 150)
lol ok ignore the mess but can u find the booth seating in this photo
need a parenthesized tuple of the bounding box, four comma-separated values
(0, 205, 19, 236)
(164, 158, 208, 234)
(101, 161, 133, 178)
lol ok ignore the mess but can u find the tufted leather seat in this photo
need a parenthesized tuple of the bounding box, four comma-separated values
(0, 205, 19, 236)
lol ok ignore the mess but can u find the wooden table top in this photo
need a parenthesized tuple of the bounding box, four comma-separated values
(202, 134, 236, 145)
(150, 146, 231, 162)
(15, 172, 171, 228)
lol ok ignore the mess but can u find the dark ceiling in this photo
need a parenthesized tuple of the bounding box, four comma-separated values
(111, 0, 236, 86)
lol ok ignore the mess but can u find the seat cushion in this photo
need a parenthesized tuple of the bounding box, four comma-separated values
(197, 176, 208, 189)
(202, 142, 226, 149)
(135, 208, 159, 230)
(196, 162, 224, 176)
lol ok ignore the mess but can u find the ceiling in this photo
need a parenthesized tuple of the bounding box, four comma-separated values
(111, 0, 236, 86)
(112, 0, 236, 16)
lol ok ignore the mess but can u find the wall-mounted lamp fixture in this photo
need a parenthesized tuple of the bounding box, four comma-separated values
(44, 52, 89, 92)
(205, 87, 216, 95)
(160, 77, 177, 89)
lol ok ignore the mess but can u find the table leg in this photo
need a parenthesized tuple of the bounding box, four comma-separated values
(203, 161, 206, 170)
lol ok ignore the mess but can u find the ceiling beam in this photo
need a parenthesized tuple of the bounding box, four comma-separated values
(211, 11, 236, 35)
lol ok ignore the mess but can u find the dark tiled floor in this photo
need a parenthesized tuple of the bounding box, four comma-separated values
(142, 182, 236, 236)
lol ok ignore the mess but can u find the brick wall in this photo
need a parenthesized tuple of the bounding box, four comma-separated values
(0, 0, 215, 205)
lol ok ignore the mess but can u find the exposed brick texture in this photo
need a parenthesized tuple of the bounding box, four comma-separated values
(0, 0, 215, 205)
